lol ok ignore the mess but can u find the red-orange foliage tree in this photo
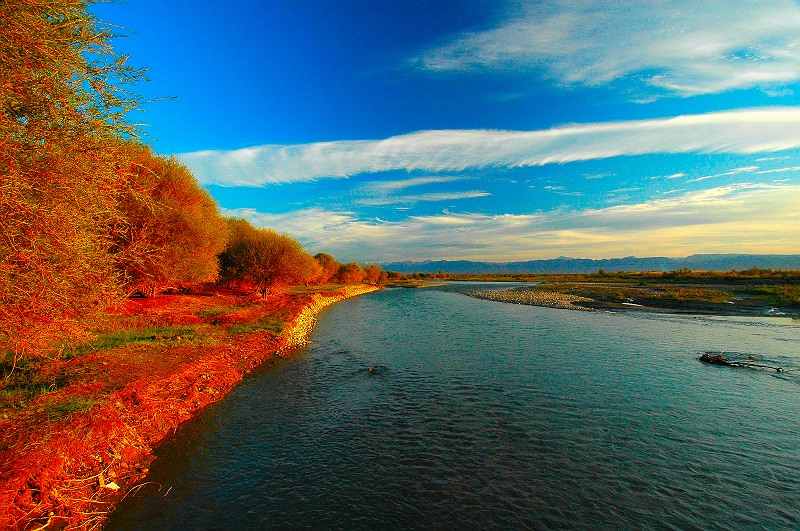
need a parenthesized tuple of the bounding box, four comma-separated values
(363, 264, 387, 285)
(337, 262, 367, 284)
(313, 252, 341, 284)
(112, 143, 228, 296)
(1, 0, 145, 365)
(219, 219, 319, 297)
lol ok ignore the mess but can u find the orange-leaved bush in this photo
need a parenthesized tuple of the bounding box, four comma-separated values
(337, 262, 366, 284)
(363, 264, 387, 285)
(219, 219, 319, 297)
(1, 0, 144, 365)
(112, 143, 228, 296)
(313, 252, 340, 284)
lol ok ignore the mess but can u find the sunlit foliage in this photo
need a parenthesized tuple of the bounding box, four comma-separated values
(112, 143, 228, 296)
(1, 0, 145, 364)
(219, 219, 319, 297)
(337, 262, 366, 284)
(363, 264, 387, 285)
(313, 252, 340, 284)
(0, 0, 379, 369)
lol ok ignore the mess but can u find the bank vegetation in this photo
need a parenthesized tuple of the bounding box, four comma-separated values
(1, 3, 385, 527)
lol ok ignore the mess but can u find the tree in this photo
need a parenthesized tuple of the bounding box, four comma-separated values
(112, 143, 228, 296)
(337, 262, 366, 284)
(219, 220, 318, 297)
(218, 218, 258, 288)
(1, 0, 145, 364)
(363, 264, 387, 285)
(313, 252, 340, 284)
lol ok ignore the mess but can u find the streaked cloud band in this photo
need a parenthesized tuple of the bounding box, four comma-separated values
(223, 183, 800, 262)
(181, 107, 800, 186)
(414, 0, 800, 97)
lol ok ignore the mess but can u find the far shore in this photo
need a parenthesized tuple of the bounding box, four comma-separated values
(386, 274, 799, 318)
(465, 282, 800, 318)
(0, 284, 378, 530)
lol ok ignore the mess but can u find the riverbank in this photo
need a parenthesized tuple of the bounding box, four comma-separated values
(0, 284, 377, 530)
(466, 281, 799, 317)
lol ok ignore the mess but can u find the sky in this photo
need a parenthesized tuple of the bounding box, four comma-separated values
(92, 0, 800, 263)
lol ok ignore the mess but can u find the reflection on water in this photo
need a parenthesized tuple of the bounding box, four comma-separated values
(106, 285, 800, 530)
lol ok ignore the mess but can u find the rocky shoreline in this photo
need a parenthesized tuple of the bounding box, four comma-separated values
(282, 285, 379, 349)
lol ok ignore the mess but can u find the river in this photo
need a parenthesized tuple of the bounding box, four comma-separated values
(106, 284, 800, 529)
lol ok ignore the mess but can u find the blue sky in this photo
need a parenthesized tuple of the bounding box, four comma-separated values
(93, 0, 800, 262)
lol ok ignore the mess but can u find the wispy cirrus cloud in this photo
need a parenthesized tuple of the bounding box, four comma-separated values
(413, 0, 800, 97)
(544, 185, 583, 197)
(755, 165, 800, 175)
(180, 107, 800, 186)
(223, 183, 800, 262)
(686, 165, 758, 183)
(356, 190, 490, 206)
(353, 175, 489, 205)
(365, 175, 469, 192)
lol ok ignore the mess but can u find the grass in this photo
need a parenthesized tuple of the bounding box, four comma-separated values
(2, 324, 205, 415)
(43, 396, 96, 420)
(60, 325, 201, 359)
(198, 306, 241, 318)
(0, 383, 58, 412)
(229, 315, 287, 335)
(287, 283, 354, 294)
(663, 287, 733, 303)
(741, 284, 800, 305)
(0, 354, 69, 413)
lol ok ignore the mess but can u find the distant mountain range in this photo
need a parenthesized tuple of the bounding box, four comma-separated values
(381, 254, 800, 274)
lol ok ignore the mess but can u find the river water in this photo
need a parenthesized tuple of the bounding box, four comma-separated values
(106, 284, 800, 530)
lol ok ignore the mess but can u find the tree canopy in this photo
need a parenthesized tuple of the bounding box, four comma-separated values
(1, 0, 145, 362)
(314, 252, 340, 284)
(337, 262, 367, 284)
(219, 220, 319, 297)
(0, 1, 382, 367)
(112, 143, 228, 296)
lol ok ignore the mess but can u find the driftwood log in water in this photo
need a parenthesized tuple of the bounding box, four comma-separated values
(699, 352, 783, 373)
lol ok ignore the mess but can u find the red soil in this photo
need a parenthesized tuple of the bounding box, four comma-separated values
(0, 285, 373, 530)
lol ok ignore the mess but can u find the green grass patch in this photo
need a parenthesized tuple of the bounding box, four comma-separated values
(288, 283, 348, 295)
(61, 325, 201, 358)
(1, 355, 69, 413)
(739, 285, 800, 305)
(228, 307, 293, 335)
(44, 396, 96, 420)
(199, 306, 240, 318)
(1, 382, 57, 409)
(229, 320, 284, 335)
(663, 287, 733, 303)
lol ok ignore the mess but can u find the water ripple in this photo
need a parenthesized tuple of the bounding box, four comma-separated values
(107, 287, 800, 530)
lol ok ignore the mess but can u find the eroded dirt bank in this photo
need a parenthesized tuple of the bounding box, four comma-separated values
(0, 284, 377, 530)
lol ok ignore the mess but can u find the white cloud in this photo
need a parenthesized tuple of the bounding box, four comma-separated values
(364, 175, 469, 192)
(544, 185, 583, 197)
(413, 0, 800, 97)
(583, 172, 613, 180)
(180, 107, 800, 186)
(755, 165, 800, 174)
(352, 176, 487, 205)
(224, 184, 800, 262)
(686, 165, 758, 183)
(357, 190, 490, 206)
